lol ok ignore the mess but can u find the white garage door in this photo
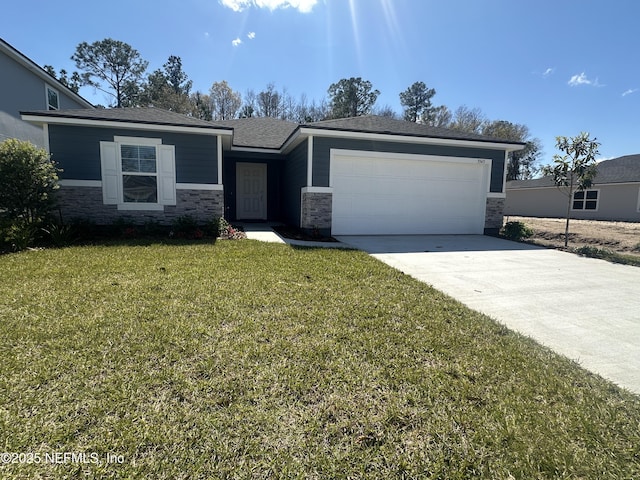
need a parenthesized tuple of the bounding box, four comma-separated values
(330, 150, 490, 235)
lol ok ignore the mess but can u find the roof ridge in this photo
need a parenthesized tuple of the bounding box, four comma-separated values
(304, 115, 525, 145)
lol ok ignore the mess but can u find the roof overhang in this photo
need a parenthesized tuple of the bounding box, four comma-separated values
(21, 113, 235, 138)
(228, 145, 285, 154)
(282, 127, 527, 154)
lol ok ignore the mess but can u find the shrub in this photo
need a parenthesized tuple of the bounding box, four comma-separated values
(123, 226, 138, 238)
(171, 215, 198, 237)
(3, 221, 38, 252)
(574, 245, 613, 258)
(142, 219, 166, 236)
(69, 218, 98, 240)
(214, 217, 246, 240)
(215, 217, 231, 237)
(0, 139, 60, 226)
(501, 221, 533, 241)
(109, 217, 135, 238)
(42, 223, 76, 247)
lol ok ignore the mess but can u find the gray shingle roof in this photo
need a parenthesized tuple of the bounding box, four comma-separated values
(21, 107, 230, 130)
(214, 117, 299, 149)
(507, 154, 640, 188)
(23, 109, 527, 150)
(208, 115, 528, 149)
(304, 115, 526, 145)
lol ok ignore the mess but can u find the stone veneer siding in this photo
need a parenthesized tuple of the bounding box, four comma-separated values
(300, 191, 332, 231)
(55, 186, 224, 225)
(484, 197, 505, 233)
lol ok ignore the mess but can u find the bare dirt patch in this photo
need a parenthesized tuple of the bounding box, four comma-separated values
(507, 216, 640, 255)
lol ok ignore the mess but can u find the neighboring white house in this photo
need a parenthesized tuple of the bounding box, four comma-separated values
(505, 155, 640, 221)
(0, 38, 93, 148)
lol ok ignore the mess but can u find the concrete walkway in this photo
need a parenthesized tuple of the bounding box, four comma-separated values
(241, 223, 347, 248)
(240, 223, 287, 244)
(336, 235, 640, 395)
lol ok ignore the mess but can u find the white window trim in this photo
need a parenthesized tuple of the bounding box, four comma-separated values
(307, 136, 314, 187)
(176, 183, 223, 191)
(45, 85, 59, 110)
(302, 186, 332, 194)
(100, 136, 175, 210)
(114, 136, 163, 146)
(571, 188, 600, 212)
(119, 139, 160, 207)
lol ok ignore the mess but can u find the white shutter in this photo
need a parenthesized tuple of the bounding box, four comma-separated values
(100, 141, 119, 204)
(157, 145, 176, 205)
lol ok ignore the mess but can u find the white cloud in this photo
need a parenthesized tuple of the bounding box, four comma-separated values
(232, 37, 242, 47)
(568, 72, 591, 86)
(219, 0, 317, 13)
(596, 156, 614, 163)
(568, 72, 603, 87)
(247, 31, 256, 40)
(622, 88, 638, 97)
(542, 67, 554, 77)
(220, 0, 250, 11)
(204, 32, 210, 38)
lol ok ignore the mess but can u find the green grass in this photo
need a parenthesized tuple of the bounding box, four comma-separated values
(1, 240, 639, 479)
(573, 245, 640, 267)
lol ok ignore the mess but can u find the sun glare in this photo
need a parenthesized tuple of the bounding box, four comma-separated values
(347, 0, 363, 71)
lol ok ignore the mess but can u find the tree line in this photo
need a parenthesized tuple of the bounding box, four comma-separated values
(44, 38, 541, 180)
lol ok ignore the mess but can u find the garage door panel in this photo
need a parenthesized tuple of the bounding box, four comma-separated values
(331, 152, 488, 235)
(332, 214, 481, 235)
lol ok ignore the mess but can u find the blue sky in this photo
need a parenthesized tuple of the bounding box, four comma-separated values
(2, 0, 638, 165)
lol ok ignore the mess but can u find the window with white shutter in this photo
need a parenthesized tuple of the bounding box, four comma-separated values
(99, 137, 176, 210)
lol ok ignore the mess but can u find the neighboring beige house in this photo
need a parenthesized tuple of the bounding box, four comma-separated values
(505, 154, 640, 221)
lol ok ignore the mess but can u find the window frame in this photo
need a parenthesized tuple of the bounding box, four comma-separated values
(115, 136, 163, 210)
(120, 144, 160, 205)
(45, 85, 59, 110)
(100, 136, 176, 210)
(571, 188, 600, 211)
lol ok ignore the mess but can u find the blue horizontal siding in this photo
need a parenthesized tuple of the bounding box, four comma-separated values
(48, 125, 218, 184)
(312, 137, 506, 193)
(283, 140, 308, 227)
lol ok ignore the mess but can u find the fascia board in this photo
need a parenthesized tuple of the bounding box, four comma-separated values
(295, 127, 526, 152)
(21, 114, 234, 137)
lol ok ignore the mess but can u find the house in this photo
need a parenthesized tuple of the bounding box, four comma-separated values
(21, 108, 525, 235)
(505, 155, 640, 222)
(0, 38, 93, 148)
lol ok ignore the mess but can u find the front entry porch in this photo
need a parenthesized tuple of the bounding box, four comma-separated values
(236, 162, 267, 220)
(223, 154, 285, 223)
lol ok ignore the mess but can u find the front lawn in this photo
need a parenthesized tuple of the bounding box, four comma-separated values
(1, 240, 639, 478)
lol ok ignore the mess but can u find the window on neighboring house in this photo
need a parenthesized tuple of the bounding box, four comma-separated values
(46, 86, 59, 110)
(100, 137, 176, 210)
(572, 189, 599, 210)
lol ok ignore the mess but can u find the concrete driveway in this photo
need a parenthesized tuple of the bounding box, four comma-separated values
(335, 235, 640, 395)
